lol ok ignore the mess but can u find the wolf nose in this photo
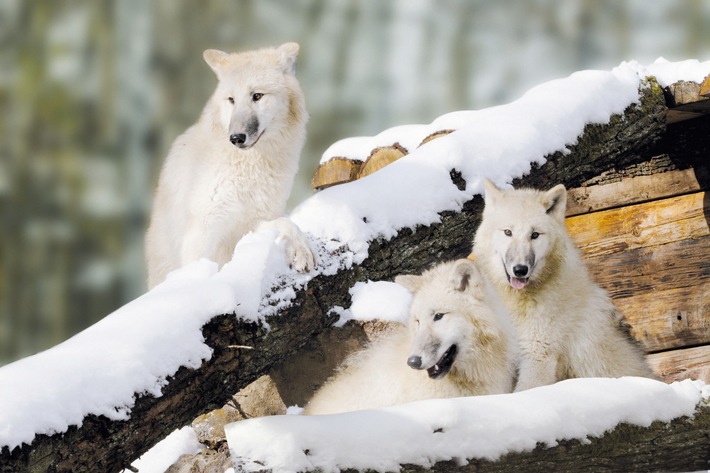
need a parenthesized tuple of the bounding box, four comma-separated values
(513, 265, 529, 277)
(229, 133, 247, 145)
(407, 355, 422, 369)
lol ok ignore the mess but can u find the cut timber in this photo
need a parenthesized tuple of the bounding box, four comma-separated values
(664, 78, 710, 123)
(701, 74, 710, 97)
(357, 143, 408, 179)
(565, 168, 702, 217)
(311, 157, 363, 190)
(418, 129, 454, 147)
(566, 193, 710, 353)
(647, 345, 710, 383)
(566, 192, 709, 259)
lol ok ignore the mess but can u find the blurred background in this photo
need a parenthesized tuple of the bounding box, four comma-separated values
(1, 0, 709, 366)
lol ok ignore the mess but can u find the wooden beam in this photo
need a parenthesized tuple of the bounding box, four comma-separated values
(647, 345, 710, 383)
(566, 192, 709, 259)
(565, 168, 703, 217)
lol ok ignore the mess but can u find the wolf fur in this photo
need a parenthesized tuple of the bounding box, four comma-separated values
(303, 259, 517, 415)
(473, 179, 656, 391)
(145, 43, 316, 288)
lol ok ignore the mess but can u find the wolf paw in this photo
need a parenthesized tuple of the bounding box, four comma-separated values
(259, 217, 317, 272)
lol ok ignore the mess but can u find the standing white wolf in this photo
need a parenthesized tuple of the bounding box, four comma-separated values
(473, 179, 656, 391)
(145, 43, 316, 288)
(303, 259, 517, 415)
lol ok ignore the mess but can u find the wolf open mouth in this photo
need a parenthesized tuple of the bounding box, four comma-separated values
(427, 344, 457, 379)
(504, 267, 529, 290)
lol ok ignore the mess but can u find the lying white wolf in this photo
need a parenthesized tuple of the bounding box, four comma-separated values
(303, 259, 517, 415)
(145, 43, 316, 288)
(473, 179, 656, 391)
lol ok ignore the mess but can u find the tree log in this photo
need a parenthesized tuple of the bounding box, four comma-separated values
(0, 82, 671, 473)
(390, 402, 710, 473)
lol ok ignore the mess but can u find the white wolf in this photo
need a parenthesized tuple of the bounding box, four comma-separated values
(473, 179, 656, 391)
(303, 259, 517, 415)
(145, 43, 316, 288)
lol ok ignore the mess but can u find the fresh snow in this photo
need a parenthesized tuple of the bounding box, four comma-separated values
(0, 58, 708, 470)
(226, 378, 709, 472)
(127, 426, 203, 473)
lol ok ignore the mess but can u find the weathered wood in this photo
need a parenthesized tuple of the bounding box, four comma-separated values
(665, 79, 710, 123)
(701, 74, 710, 97)
(566, 192, 709, 259)
(580, 236, 710, 352)
(648, 345, 710, 383)
(311, 157, 363, 190)
(392, 403, 710, 473)
(0, 82, 668, 473)
(615, 286, 710, 353)
(565, 192, 709, 353)
(418, 129, 454, 147)
(357, 143, 407, 179)
(565, 167, 702, 216)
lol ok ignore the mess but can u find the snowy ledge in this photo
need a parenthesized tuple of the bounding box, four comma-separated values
(226, 378, 710, 473)
(0, 59, 708, 473)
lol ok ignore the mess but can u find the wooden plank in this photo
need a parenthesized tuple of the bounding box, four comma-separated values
(566, 191, 709, 258)
(565, 168, 702, 216)
(614, 286, 710, 353)
(583, 235, 710, 300)
(647, 345, 710, 383)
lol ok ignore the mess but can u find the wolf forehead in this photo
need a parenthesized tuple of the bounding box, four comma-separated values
(203, 43, 300, 78)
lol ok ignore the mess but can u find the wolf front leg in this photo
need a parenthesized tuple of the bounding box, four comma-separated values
(257, 217, 317, 272)
(514, 338, 561, 391)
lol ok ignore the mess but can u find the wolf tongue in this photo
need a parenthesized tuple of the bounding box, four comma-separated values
(510, 277, 527, 290)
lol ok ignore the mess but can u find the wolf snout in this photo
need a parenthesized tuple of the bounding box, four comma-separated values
(407, 355, 423, 369)
(513, 264, 529, 277)
(229, 133, 247, 146)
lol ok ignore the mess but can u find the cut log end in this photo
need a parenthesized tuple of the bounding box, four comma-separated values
(311, 157, 363, 190)
(357, 143, 408, 179)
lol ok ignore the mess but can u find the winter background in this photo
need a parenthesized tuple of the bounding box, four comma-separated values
(2, 0, 710, 365)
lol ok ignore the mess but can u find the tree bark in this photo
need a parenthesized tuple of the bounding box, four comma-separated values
(0, 82, 671, 473)
(392, 402, 710, 473)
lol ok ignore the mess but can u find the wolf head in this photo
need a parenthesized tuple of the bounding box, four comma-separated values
(395, 259, 505, 380)
(203, 42, 306, 150)
(476, 179, 567, 291)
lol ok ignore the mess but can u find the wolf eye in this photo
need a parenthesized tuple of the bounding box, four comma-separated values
(531, 231, 540, 240)
(227, 97, 234, 104)
(252, 93, 264, 102)
(433, 313, 444, 321)
(503, 229, 512, 237)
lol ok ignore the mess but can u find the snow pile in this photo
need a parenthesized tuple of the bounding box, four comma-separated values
(332, 280, 412, 327)
(127, 427, 202, 473)
(226, 378, 708, 472)
(0, 58, 708, 454)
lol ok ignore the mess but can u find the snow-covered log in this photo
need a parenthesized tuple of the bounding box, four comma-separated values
(226, 379, 710, 473)
(1, 62, 702, 473)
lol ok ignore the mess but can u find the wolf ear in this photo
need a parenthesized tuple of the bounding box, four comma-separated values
(482, 178, 504, 204)
(203, 49, 230, 77)
(451, 259, 483, 295)
(542, 184, 567, 221)
(395, 274, 423, 293)
(277, 42, 300, 75)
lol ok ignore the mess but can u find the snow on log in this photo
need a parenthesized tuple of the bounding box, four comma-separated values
(225, 378, 710, 473)
(3, 60, 707, 473)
